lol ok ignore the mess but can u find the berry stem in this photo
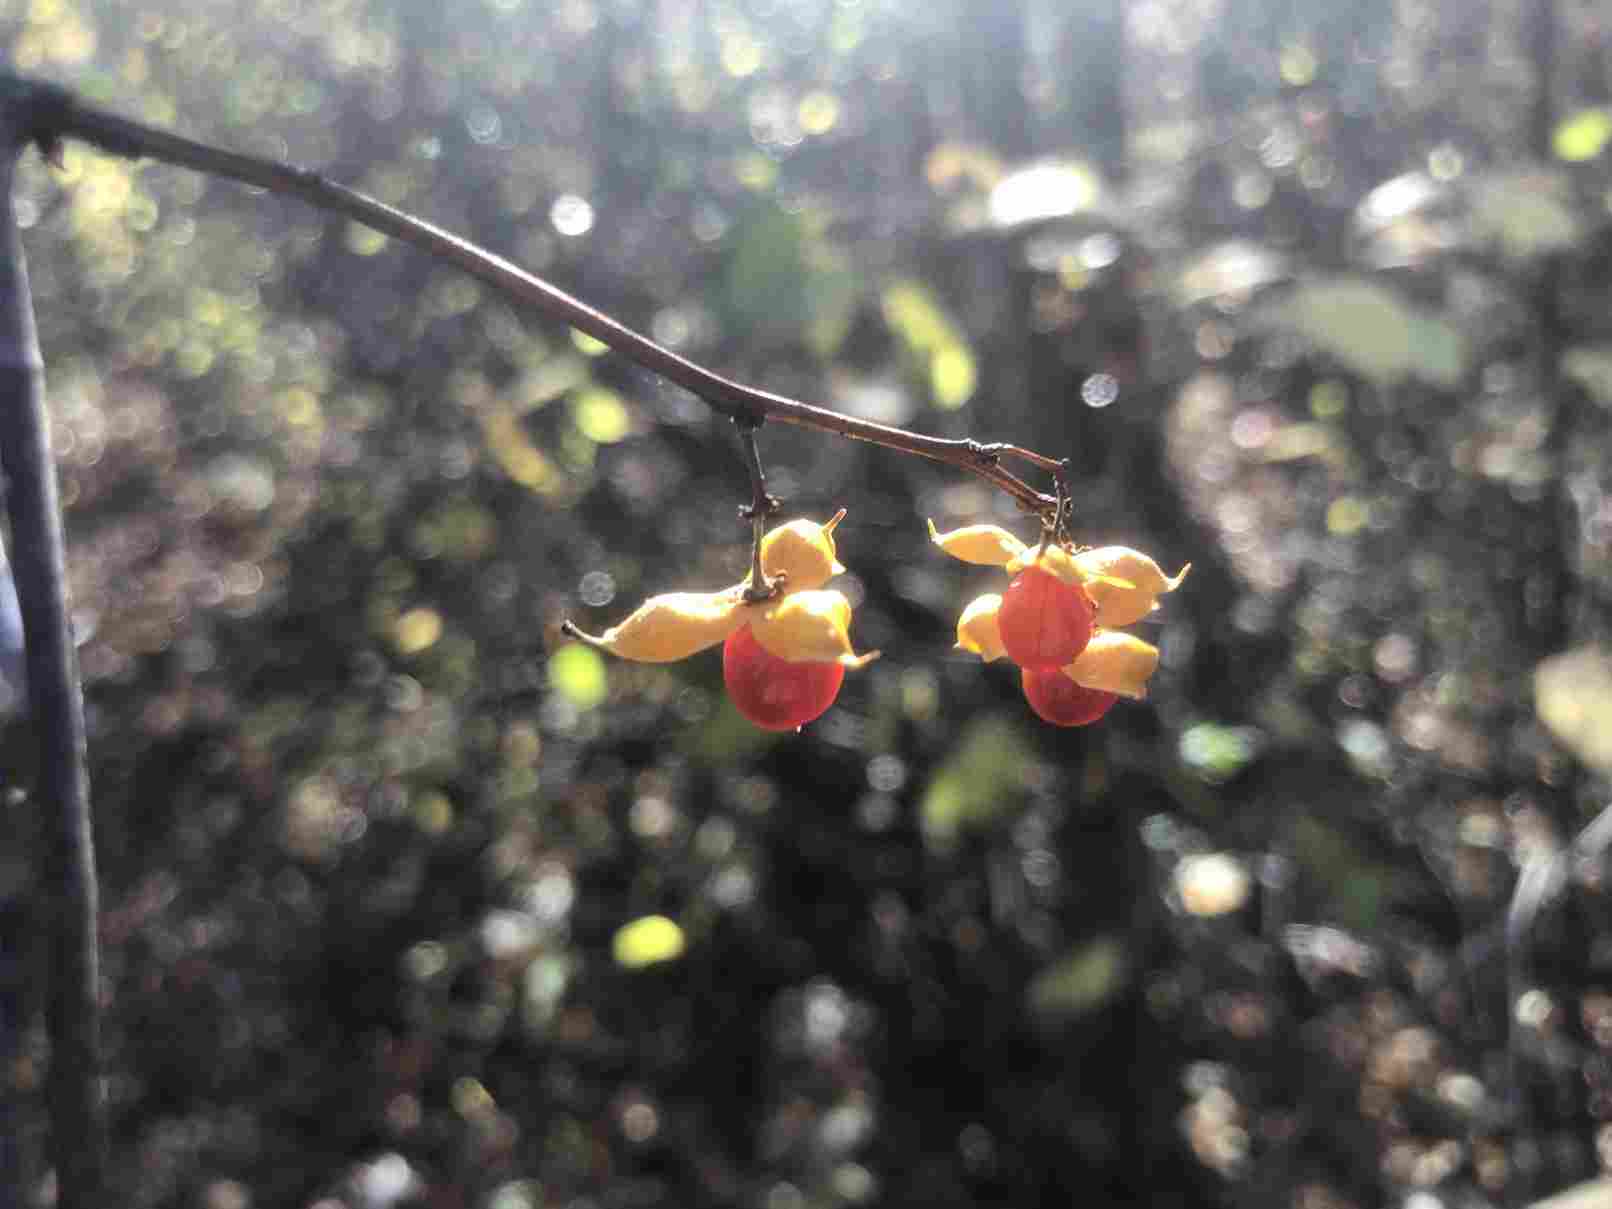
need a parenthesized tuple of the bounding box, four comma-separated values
(735, 420, 782, 603)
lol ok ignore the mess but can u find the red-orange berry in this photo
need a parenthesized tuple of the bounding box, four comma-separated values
(997, 565, 1095, 668)
(1020, 666, 1116, 727)
(722, 623, 844, 731)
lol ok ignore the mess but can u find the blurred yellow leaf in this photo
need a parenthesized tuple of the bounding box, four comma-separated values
(920, 717, 1034, 849)
(798, 91, 840, 135)
(345, 223, 388, 256)
(394, 607, 443, 655)
(882, 280, 960, 355)
(1535, 647, 1612, 774)
(1279, 43, 1318, 86)
(571, 386, 632, 444)
(1554, 109, 1612, 162)
(548, 644, 608, 710)
(570, 329, 610, 357)
(612, 915, 685, 968)
(1326, 496, 1368, 536)
(481, 407, 564, 496)
(930, 343, 977, 409)
(1027, 936, 1128, 1018)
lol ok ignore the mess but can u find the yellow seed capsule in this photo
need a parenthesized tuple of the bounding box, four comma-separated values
(927, 519, 1029, 566)
(566, 586, 749, 662)
(1064, 631, 1161, 699)
(760, 510, 847, 593)
(1070, 547, 1190, 628)
(751, 589, 879, 668)
(954, 592, 1007, 662)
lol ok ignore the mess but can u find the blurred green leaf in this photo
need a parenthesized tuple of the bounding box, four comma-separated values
(684, 691, 789, 762)
(515, 355, 590, 412)
(1290, 816, 1396, 932)
(1469, 171, 1580, 260)
(1027, 936, 1128, 1018)
(1254, 278, 1466, 388)
(1563, 347, 1612, 408)
(920, 716, 1034, 848)
(724, 206, 859, 352)
(1179, 722, 1261, 784)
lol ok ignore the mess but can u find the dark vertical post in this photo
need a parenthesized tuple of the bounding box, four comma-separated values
(0, 86, 106, 1209)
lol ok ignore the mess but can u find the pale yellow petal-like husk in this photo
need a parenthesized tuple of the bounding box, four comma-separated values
(927, 519, 1029, 566)
(570, 587, 749, 662)
(752, 588, 878, 668)
(1064, 631, 1160, 699)
(760, 510, 848, 591)
(1004, 541, 1085, 586)
(954, 592, 1007, 662)
(1071, 547, 1191, 628)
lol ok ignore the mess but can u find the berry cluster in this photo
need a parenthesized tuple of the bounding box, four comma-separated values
(930, 521, 1189, 726)
(566, 512, 875, 731)
(566, 513, 1186, 733)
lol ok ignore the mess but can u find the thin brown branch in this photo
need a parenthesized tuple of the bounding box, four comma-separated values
(14, 73, 1061, 517)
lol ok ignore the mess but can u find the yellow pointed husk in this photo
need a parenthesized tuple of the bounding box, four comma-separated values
(1071, 547, 1191, 627)
(568, 586, 750, 662)
(751, 589, 878, 668)
(760, 510, 848, 592)
(1063, 631, 1161, 699)
(954, 592, 1007, 662)
(927, 519, 1029, 567)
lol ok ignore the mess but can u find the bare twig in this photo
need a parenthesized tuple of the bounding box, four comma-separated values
(12, 73, 1064, 518)
(0, 78, 105, 1209)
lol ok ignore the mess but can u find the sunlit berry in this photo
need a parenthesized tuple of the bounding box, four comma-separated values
(996, 565, 1095, 668)
(1020, 666, 1116, 727)
(722, 623, 844, 731)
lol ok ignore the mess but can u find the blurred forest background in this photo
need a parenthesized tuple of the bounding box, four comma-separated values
(5, 0, 1612, 1205)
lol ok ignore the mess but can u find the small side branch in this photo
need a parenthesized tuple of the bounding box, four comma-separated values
(14, 73, 1063, 519)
